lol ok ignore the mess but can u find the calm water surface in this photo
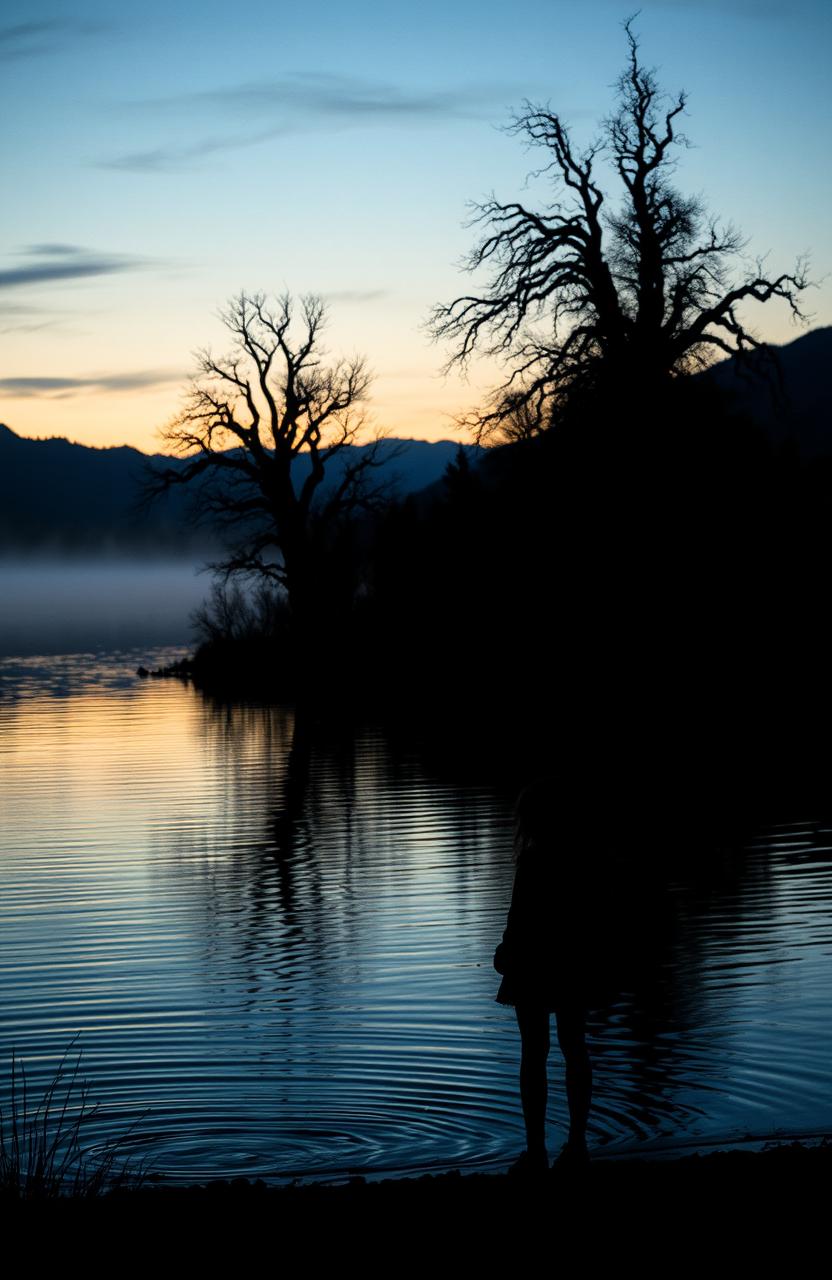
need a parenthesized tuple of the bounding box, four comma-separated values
(1, 648, 831, 1184)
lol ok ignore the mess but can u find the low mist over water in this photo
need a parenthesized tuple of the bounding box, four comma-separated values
(0, 559, 213, 656)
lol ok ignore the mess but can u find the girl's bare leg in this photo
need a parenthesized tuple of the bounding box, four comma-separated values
(555, 1004, 591, 1150)
(515, 1003, 550, 1155)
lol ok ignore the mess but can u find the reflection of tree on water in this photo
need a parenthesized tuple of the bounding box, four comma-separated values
(586, 767, 782, 1151)
(267, 706, 362, 996)
(159, 697, 506, 1008)
(148, 688, 791, 1156)
(192, 697, 363, 1010)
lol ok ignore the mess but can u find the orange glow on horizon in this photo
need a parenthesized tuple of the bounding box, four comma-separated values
(1, 370, 488, 453)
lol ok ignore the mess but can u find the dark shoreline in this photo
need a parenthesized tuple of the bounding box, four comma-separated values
(11, 1144, 832, 1268)
(9, 1138, 831, 1210)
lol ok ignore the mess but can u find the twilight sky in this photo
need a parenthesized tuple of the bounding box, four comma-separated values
(2, 0, 830, 452)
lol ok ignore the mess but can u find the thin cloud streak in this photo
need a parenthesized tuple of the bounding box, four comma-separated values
(0, 246, 146, 290)
(0, 300, 57, 333)
(0, 301, 53, 316)
(0, 320, 58, 335)
(97, 128, 289, 173)
(0, 371, 184, 398)
(139, 72, 519, 121)
(0, 18, 107, 59)
(100, 72, 523, 172)
(21, 243, 88, 257)
(0, 298, 81, 335)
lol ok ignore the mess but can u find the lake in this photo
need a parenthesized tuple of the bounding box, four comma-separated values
(1, 646, 832, 1185)
(0, 558, 212, 657)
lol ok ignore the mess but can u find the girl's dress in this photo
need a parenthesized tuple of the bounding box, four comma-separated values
(493, 846, 619, 1012)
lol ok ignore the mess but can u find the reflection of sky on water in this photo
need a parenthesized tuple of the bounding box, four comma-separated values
(1, 650, 831, 1183)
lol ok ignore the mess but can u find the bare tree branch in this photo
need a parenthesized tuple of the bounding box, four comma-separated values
(143, 290, 387, 630)
(427, 15, 814, 443)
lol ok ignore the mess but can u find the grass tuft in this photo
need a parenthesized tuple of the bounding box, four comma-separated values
(0, 1035, 152, 1200)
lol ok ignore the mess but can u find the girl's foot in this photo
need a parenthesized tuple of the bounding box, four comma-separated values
(550, 1140, 590, 1173)
(506, 1148, 549, 1179)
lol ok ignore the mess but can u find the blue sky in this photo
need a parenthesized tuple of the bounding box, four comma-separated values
(2, 0, 830, 450)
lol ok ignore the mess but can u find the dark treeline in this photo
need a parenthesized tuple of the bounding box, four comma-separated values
(156, 19, 827, 824)
(0, 422, 476, 555)
(182, 362, 832, 822)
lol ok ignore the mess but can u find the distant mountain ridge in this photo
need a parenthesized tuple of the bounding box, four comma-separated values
(0, 428, 483, 553)
(1, 327, 829, 552)
(700, 326, 832, 457)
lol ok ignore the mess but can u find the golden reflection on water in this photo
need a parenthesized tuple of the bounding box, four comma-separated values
(1, 650, 832, 1183)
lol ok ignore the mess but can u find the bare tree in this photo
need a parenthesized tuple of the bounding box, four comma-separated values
(430, 18, 812, 444)
(145, 290, 392, 641)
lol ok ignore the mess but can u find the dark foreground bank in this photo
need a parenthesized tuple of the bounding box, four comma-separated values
(9, 1142, 831, 1240)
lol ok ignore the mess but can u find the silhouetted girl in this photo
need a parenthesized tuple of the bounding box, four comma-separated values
(494, 778, 619, 1176)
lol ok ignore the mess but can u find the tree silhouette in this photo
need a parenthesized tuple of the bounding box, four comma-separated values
(145, 291, 391, 646)
(429, 18, 812, 443)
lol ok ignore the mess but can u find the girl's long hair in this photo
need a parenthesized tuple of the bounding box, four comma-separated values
(511, 778, 554, 862)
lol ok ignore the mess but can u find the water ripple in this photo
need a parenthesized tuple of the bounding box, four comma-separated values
(2, 650, 832, 1182)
